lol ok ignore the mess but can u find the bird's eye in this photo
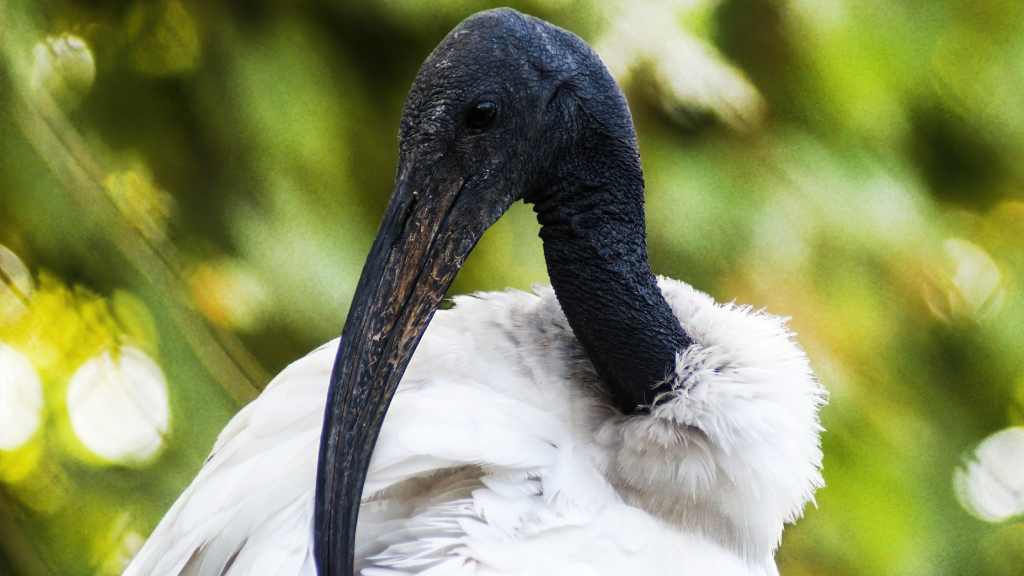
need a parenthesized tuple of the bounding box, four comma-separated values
(466, 101, 497, 131)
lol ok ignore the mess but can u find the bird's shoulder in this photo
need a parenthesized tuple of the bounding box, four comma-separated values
(124, 281, 804, 576)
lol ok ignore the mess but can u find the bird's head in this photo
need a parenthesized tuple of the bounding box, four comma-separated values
(315, 9, 649, 576)
(395, 8, 641, 214)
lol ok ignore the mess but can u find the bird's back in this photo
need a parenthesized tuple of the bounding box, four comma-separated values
(125, 279, 823, 576)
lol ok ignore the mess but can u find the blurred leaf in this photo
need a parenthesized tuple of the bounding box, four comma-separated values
(125, 0, 201, 76)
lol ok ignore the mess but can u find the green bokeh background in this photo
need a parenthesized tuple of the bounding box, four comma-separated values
(2, 0, 1023, 575)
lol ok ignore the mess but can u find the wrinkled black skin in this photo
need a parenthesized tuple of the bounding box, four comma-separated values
(315, 9, 693, 576)
(523, 35, 694, 414)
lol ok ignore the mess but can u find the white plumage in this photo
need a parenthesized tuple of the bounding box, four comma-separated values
(124, 278, 825, 576)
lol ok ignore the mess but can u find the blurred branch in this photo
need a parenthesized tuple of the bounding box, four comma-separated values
(1, 9, 267, 405)
(12, 95, 267, 403)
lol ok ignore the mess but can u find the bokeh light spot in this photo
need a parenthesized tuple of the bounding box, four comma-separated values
(29, 33, 95, 110)
(66, 347, 170, 465)
(954, 427, 1024, 522)
(0, 343, 44, 451)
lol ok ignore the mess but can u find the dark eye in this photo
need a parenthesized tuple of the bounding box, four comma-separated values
(466, 101, 497, 131)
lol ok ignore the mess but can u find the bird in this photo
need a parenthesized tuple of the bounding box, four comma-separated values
(123, 8, 826, 576)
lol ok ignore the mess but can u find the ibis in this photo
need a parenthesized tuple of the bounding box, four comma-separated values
(124, 8, 825, 576)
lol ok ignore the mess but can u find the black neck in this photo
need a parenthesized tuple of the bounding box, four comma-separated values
(530, 109, 692, 413)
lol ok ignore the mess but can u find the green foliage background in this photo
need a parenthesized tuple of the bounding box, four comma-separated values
(1, 0, 1023, 575)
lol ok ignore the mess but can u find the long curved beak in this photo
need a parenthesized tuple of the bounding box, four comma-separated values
(314, 151, 504, 576)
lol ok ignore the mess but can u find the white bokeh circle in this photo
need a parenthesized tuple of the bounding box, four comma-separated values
(66, 347, 169, 464)
(0, 343, 44, 451)
(954, 427, 1024, 522)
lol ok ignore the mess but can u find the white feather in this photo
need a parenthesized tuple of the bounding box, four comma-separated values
(124, 279, 825, 576)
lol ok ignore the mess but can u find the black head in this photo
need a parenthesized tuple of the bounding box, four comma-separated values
(315, 9, 683, 576)
(396, 8, 643, 215)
